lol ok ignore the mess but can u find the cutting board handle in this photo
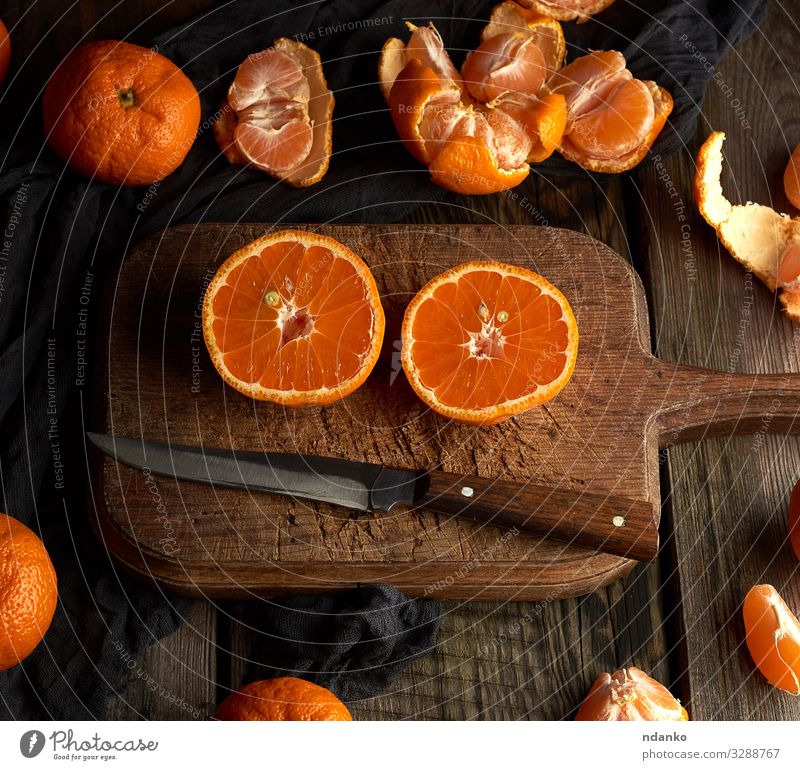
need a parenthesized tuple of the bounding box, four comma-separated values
(416, 470, 659, 561)
(654, 360, 800, 446)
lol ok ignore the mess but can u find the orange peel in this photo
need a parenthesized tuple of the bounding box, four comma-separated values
(695, 131, 800, 323)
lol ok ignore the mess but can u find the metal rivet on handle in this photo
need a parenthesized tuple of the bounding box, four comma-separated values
(461, 486, 474, 498)
(612, 515, 626, 527)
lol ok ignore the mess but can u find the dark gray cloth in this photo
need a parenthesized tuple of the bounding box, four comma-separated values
(0, 0, 765, 718)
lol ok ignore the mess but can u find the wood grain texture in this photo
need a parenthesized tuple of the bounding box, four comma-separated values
(92, 222, 800, 602)
(632, 0, 800, 720)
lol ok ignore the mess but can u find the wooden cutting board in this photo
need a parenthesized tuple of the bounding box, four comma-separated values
(90, 224, 800, 600)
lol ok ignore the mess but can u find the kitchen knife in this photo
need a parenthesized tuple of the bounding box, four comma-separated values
(87, 432, 658, 561)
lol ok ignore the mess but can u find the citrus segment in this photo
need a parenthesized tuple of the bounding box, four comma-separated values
(576, 667, 688, 721)
(0, 513, 58, 672)
(492, 92, 566, 162)
(481, 2, 565, 73)
(515, 0, 617, 22)
(379, 22, 466, 102)
(202, 231, 384, 405)
(462, 32, 547, 103)
(743, 585, 800, 695)
(214, 678, 352, 721)
(784, 145, 800, 210)
(549, 51, 671, 172)
(401, 261, 578, 424)
(214, 39, 333, 187)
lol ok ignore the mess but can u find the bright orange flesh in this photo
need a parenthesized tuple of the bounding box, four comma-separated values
(215, 39, 333, 187)
(576, 667, 688, 721)
(462, 32, 547, 103)
(202, 230, 385, 406)
(401, 261, 578, 424)
(784, 145, 800, 210)
(0, 513, 58, 672)
(789, 479, 800, 560)
(493, 92, 567, 162)
(743, 584, 800, 695)
(0, 19, 10, 86)
(549, 50, 671, 173)
(214, 678, 352, 721)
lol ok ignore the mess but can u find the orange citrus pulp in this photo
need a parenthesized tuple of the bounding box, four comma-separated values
(202, 230, 385, 406)
(401, 260, 578, 424)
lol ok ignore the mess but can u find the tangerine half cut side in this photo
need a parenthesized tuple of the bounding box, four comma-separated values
(202, 230, 385, 406)
(401, 260, 578, 425)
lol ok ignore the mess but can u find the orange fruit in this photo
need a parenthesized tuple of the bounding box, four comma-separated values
(462, 32, 547, 103)
(202, 230, 385, 406)
(515, 0, 617, 22)
(789, 479, 800, 560)
(42, 41, 200, 186)
(549, 51, 672, 173)
(694, 131, 800, 324)
(576, 667, 688, 721)
(379, 22, 467, 103)
(480, 2, 565, 73)
(784, 144, 800, 210)
(0, 19, 10, 86)
(213, 38, 333, 187)
(0, 513, 58, 672)
(401, 261, 578, 424)
(743, 584, 800, 695)
(214, 677, 352, 721)
(492, 91, 567, 163)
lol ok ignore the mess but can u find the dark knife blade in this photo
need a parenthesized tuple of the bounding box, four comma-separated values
(87, 432, 418, 512)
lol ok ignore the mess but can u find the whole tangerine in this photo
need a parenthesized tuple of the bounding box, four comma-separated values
(214, 677, 352, 721)
(43, 40, 200, 186)
(0, 513, 58, 672)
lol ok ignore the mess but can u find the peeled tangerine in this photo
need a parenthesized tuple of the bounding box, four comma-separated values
(516, 0, 617, 22)
(743, 585, 800, 695)
(548, 51, 673, 173)
(378, 3, 567, 194)
(576, 667, 688, 721)
(695, 132, 800, 324)
(213, 39, 333, 187)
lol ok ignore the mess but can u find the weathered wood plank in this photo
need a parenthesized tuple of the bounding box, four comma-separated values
(633, 0, 800, 719)
(105, 601, 217, 719)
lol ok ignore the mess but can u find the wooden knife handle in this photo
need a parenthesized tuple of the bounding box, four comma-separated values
(414, 470, 659, 561)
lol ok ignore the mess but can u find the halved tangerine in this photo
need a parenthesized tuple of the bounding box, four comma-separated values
(202, 231, 385, 406)
(576, 667, 688, 721)
(401, 261, 578, 424)
(213, 39, 333, 187)
(743, 584, 800, 695)
(549, 51, 672, 173)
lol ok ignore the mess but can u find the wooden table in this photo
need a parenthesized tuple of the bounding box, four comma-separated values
(12, 0, 800, 720)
